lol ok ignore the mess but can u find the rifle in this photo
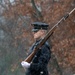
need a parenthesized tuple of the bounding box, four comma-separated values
(24, 8, 75, 63)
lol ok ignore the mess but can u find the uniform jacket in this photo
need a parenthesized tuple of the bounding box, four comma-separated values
(26, 40, 51, 75)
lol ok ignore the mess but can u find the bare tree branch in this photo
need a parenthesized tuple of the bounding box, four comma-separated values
(0, 2, 7, 10)
(31, 0, 42, 18)
(19, 0, 24, 4)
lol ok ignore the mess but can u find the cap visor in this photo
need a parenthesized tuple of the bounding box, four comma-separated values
(32, 29, 39, 32)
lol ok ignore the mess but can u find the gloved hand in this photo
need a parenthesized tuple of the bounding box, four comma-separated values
(21, 61, 30, 69)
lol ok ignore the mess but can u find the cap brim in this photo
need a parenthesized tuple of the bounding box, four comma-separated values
(32, 29, 39, 32)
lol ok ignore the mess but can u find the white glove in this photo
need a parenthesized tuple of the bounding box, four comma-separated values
(21, 61, 30, 69)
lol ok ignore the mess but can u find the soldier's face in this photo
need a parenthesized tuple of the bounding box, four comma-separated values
(33, 30, 45, 40)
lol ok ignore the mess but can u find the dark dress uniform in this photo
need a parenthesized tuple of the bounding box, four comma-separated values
(26, 40, 51, 75)
(25, 22, 51, 75)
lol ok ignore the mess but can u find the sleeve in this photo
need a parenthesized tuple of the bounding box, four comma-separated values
(29, 44, 51, 71)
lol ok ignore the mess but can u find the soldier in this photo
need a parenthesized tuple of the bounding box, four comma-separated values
(21, 22, 51, 75)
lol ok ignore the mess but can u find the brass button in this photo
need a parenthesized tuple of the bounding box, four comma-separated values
(40, 71, 43, 74)
(35, 55, 37, 57)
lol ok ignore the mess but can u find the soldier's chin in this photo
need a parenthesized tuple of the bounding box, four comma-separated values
(36, 38, 41, 41)
(34, 36, 38, 39)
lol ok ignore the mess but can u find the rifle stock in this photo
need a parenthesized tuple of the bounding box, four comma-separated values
(24, 8, 75, 63)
